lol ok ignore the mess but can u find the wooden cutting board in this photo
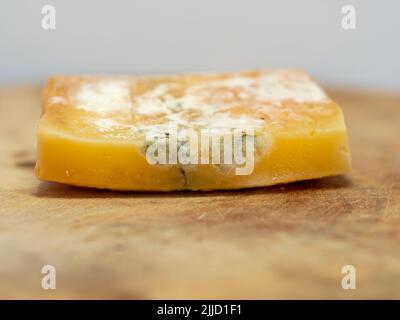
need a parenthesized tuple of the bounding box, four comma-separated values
(0, 85, 399, 299)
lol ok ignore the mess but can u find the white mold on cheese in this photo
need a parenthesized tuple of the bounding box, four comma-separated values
(73, 80, 132, 113)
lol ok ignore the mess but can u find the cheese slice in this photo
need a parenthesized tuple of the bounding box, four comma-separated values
(35, 70, 351, 191)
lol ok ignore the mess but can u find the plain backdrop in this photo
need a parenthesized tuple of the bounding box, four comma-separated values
(0, 0, 399, 90)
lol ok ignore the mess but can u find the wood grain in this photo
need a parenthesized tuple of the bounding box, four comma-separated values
(0, 85, 399, 299)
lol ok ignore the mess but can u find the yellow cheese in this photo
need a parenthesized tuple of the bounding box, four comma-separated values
(35, 70, 351, 191)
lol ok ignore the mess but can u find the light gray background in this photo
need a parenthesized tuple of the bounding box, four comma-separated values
(1, 0, 399, 90)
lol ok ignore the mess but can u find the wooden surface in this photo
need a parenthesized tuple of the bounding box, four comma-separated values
(0, 85, 399, 299)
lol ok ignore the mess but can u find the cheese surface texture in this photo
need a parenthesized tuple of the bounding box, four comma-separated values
(35, 70, 351, 191)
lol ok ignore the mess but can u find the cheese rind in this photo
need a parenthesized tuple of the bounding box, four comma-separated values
(35, 70, 351, 191)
